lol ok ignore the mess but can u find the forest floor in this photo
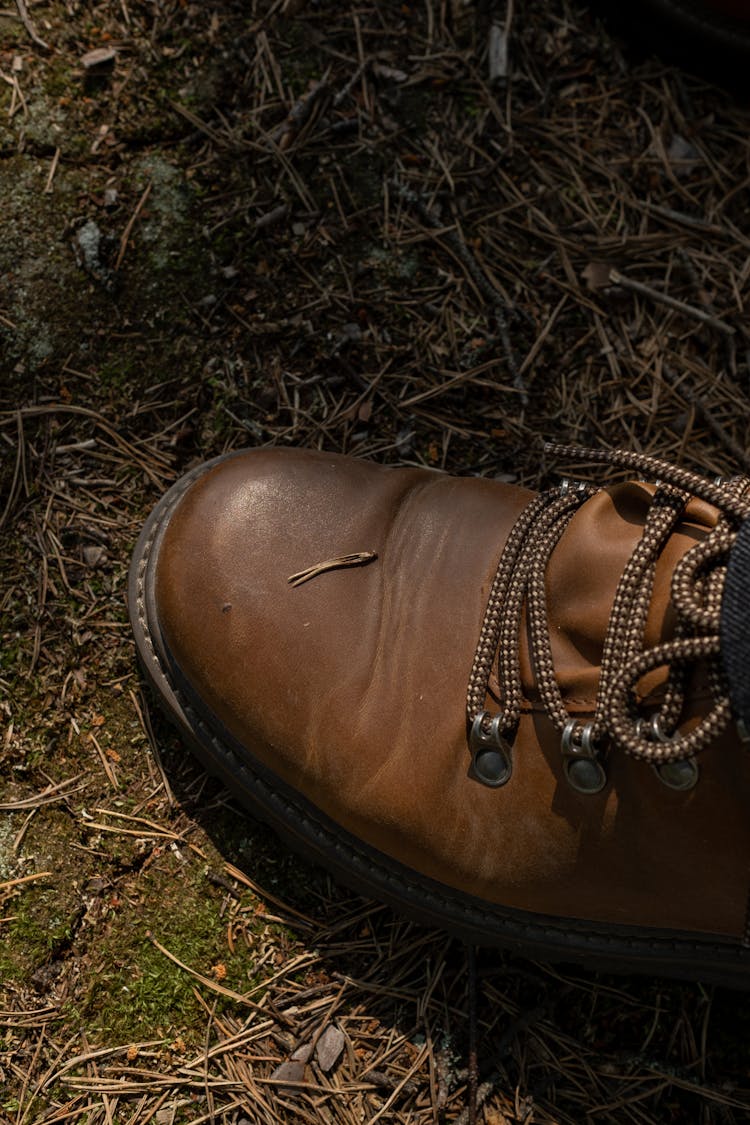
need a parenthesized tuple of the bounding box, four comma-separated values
(1, 1, 750, 1122)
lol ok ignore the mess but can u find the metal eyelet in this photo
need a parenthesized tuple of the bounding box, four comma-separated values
(639, 715, 700, 791)
(654, 757, 699, 791)
(558, 478, 588, 497)
(469, 711, 512, 788)
(561, 720, 607, 794)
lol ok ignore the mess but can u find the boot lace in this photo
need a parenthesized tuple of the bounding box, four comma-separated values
(466, 443, 750, 792)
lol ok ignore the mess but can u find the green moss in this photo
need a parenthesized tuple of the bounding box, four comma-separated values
(98, 354, 141, 389)
(0, 810, 86, 982)
(42, 59, 75, 100)
(7, 897, 76, 958)
(83, 870, 262, 1044)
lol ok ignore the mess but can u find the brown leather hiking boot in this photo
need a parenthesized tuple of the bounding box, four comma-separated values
(129, 444, 750, 986)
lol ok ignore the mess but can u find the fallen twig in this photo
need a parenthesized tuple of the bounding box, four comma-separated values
(15, 0, 49, 50)
(115, 181, 153, 271)
(43, 147, 60, 194)
(333, 60, 369, 107)
(271, 75, 330, 151)
(647, 202, 727, 235)
(488, 0, 513, 82)
(608, 268, 735, 336)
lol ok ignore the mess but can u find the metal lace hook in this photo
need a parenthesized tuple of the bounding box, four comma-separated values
(469, 711, 512, 788)
(637, 714, 700, 791)
(561, 720, 607, 794)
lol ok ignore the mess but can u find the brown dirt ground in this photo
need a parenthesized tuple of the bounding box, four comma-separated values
(1, 1, 750, 1122)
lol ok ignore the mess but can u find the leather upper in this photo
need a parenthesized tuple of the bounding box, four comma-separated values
(154, 449, 750, 939)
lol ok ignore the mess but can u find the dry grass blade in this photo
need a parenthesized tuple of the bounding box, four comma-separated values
(0, 871, 52, 894)
(0, 776, 84, 812)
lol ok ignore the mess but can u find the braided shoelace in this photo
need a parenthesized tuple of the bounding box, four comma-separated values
(466, 443, 750, 789)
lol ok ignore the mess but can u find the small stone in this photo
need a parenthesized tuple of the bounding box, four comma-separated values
(315, 1025, 345, 1072)
(395, 426, 414, 455)
(81, 47, 117, 70)
(372, 62, 408, 82)
(271, 1058, 306, 1085)
(82, 545, 106, 567)
(76, 220, 102, 268)
(667, 134, 701, 176)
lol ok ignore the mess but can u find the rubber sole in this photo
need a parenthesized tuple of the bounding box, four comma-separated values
(128, 454, 750, 989)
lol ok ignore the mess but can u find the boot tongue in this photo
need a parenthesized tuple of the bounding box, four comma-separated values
(513, 483, 718, 711)
(720, 515, 750, 730)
